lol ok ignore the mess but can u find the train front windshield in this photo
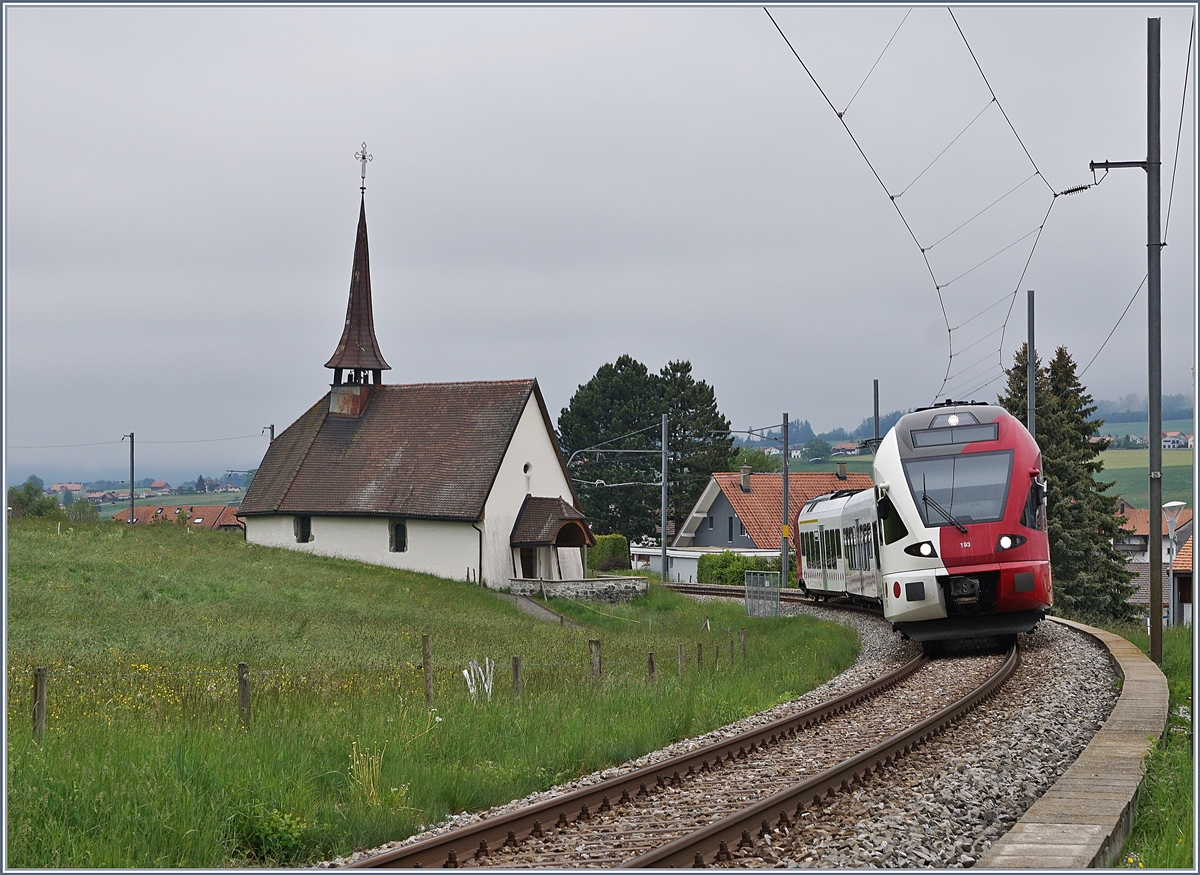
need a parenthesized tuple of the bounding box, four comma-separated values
(902, 451, 1013, 527)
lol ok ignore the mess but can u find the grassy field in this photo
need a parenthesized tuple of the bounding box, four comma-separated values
(6, 520, 857, 867)
(1099, 449, 1194, 508)
(1092, 622, 1193, 869)
(95, 490, 245, 520)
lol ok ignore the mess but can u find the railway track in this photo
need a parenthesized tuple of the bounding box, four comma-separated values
(665, 582, 882, 615)
(346, 641, 1018, 869)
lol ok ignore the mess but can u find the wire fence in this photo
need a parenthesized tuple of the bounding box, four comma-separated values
(12, 630, 756, 740)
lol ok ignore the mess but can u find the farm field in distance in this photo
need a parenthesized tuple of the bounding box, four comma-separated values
(1094, 417, 1193, 440)
(6, 520, 857, 867)
(95, 489, 245, 520)
(1100, 449, 1193, 508)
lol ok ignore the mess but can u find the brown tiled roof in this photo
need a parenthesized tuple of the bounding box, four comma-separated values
(510, 496, 594, 547)
(1174, 536, 1193, 573)
(325, 196, 390, 373)
(1116, 507, 1193, 536)
(112, 505, 243, 531)
(1126, 562, 1169, 606)
(712, 472, 874, 550)
(240, 380, 557, 521)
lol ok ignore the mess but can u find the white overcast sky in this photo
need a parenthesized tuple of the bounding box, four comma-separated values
(4, 3, 1197, 486)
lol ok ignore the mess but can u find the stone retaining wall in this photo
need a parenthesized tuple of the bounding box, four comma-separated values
(507, 577, 647, 603)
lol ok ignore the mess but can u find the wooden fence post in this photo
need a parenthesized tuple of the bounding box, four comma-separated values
(422, 635, 434, 705)
(678, 643, 685, 679)
(714, 641, 720, 670)
(32, 667, 47, 743)
(512, 656, 522, 698)
(589, 639, 602, 678)
(740, 628, 747, 662)
(728, 631, 734, 665)
(237, 662, 250, 731)
(647, 652, 656, 684)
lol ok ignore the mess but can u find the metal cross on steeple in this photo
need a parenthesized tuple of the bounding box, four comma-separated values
(355, 142, 373, 192)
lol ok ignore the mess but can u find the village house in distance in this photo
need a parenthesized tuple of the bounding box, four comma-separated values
(239, 154, 594, 586)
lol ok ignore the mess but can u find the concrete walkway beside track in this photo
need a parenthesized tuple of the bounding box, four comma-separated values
(978, 617, 1169, 868)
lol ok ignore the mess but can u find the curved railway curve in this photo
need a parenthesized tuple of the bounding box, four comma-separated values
(345, 640, 1017, 869)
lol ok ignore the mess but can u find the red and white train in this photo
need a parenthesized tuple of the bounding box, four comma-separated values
(792, 402, 1052, 642)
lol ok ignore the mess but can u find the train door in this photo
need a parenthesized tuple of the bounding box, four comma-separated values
(817, 525, 828, 592)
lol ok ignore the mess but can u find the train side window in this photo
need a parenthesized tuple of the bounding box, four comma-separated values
(877, 494, 908, 545)
(1021, 480, 1046, 530)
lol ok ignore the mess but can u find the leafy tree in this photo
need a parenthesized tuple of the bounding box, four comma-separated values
(60, 488, 74, 506)
(802, 438, 832, 460)
(244, 468, 257, 490)
(732, 446, 783, 473)
(25, 474, 44, 492)
(998, 344, 1134, 621)
(7, 477, 64, 520)
(558, 356, 734, 542)
(196, 476, 207, 494)
(659, 360, 736, 539)
(65, 499, 99, 523)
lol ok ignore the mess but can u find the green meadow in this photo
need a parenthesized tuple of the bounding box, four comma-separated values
(1100, 449, 1193, 507)
(6, 520, 857, 867)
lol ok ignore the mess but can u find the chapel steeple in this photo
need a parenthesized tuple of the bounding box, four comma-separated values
(325, 143, 390, 389)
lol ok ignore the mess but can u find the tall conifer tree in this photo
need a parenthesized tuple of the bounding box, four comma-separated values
(998, 344, 1134, 620)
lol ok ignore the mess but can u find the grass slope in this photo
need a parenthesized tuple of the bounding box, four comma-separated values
(1097, 623, 1194, 869)
(6, 520, 857, 867)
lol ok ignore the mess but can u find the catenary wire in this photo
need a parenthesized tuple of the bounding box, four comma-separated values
(948, 7, 1056, 195)
(765, 6, 1061, 408)
(949, 290, 1016, 332)
(936, 224, 1042, 289)
(1163, 10, 1195, 241)
(896, 98, 995, 199)
(1078, 16, 1192, 381)
(842, 7, 912, 116)
(1079, 275, 1149, 379)
(922, 172, 1039, 252)
(9, 440, 125, 449)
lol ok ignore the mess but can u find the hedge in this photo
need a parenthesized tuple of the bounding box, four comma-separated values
(588, 533, 630, 572)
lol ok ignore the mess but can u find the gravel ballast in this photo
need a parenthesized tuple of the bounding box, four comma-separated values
(321, 604, 1118, 869)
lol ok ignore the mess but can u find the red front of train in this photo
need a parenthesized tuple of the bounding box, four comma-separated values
(878, 403, 1052, 641)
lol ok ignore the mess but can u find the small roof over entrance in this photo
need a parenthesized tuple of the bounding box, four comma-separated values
(511, 496, 596, 548)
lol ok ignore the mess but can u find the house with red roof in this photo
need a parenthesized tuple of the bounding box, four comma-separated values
(112, 505, 244, 531)
(630, 466, 874, 581)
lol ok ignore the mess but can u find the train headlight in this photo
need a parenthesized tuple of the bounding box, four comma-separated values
(904, 541, 938, 558)
(996, 534, 1027, 552)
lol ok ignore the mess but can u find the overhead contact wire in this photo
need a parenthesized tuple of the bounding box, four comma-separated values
(764, 6, 948, 332)
(948, 7, 1055, 195)
(923, 172, 1039, 252)
(1164, 10, 1194, 241)
(842, 7, 912, 116)
(897, 98, 995, 199)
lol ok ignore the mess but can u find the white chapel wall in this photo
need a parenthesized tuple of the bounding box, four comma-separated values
(481, 394, 583, 586)
(244, 514, 478, 580)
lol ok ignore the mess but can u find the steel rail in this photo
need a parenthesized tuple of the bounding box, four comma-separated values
(623, 640, 1019, 868)
(344, 652, 927, 868)
(666, 582, 882, 615)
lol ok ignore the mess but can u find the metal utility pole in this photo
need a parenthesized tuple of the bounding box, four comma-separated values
(1089, 18, 1162, 662)
(873, 380, 880, 443)
(1027, 290, 1036, 439)
(781, 413, 790, 587)
(661, 414, 669, 584)
(124, 433, 135, 524)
